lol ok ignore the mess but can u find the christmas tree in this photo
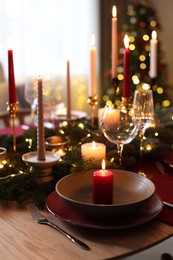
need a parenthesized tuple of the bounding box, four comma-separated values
(103, 0, 172, 109)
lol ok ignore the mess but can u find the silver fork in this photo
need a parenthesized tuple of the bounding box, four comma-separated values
(27, 203, 90, 251)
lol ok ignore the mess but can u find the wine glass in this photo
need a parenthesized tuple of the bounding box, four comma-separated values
(100, 103, 140, 166)
(132, 89, 154, 177)
(24, 78, 37, 122)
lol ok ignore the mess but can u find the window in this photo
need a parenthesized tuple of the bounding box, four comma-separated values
(0, 0, 99, 82)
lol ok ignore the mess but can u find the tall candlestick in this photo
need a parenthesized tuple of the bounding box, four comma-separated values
(66, 59, 71, 119)
(123, 35, 130, 98)
(37, 77, 46, 161)
(89, 34, 97, 97)
(8, 50, 17, 103)
(112, 5, 118, 79)
(150, 30, 158, 79)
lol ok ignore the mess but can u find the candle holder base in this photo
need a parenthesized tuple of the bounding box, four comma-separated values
(87, 96, 98, 127)
(22, 151, 59, 183)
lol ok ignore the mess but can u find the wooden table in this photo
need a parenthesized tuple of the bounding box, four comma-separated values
(0, 204, 173, 260)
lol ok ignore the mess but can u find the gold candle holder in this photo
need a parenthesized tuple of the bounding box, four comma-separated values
(7, 102, 19, 152)
(87, 95, 98, 127)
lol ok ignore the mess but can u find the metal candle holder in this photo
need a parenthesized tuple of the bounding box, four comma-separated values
(87, 95, 98, 127)
(7, 102, 19, 152)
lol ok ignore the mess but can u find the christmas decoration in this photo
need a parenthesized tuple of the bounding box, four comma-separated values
(103, 0, 172, 109)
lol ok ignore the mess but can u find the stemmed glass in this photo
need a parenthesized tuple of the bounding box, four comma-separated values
(132, 89, 154, 177)
(100, 102, 140, 166)
(24, 78, 37, 122)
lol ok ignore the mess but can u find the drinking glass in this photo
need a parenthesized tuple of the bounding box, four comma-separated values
(133, 89, 154, 176)
(24, 78, 37, 121)
(100, 103, 140, 166)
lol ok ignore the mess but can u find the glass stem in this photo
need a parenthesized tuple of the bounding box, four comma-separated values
(139, 128, 145, 173)
(117, 143, 123, 166)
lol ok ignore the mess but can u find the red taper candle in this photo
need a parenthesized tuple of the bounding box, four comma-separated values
(8, 50, 17, 103)
(123, 35, 130, 98)
(93, 159, 113, 204)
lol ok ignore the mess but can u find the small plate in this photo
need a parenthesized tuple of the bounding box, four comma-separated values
(55, 170, 155, 218)
(46, 191, 163, 230)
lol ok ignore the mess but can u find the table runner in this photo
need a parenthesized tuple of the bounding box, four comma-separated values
(132, 155, 173, 226)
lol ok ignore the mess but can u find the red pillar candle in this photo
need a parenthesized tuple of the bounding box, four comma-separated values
(93, 159, 114, 204)
(8, 50, 17, 103)
(123, 35, 130, 98)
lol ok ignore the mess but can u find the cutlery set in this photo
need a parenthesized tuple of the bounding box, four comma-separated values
(155, 160, 173, 175)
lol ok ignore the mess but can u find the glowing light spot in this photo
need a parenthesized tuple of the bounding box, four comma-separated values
(140, 63, 146, 69)
(143, 34, 149, 41)
(142, 83, 150, 90)
(155, 132, 159, 136)
(162, 100, 170, 107)
(118, 74, 124, 80)
(132, 75, 140, 85)
(129, 36, 135, 42)
(157, 87, 163, 94)
(129, 44, 135, 51)
(139, 55, 146, 61)
(150, 20, 156, 27)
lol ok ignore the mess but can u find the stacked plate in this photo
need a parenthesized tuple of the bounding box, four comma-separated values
(46, 170, 163, 229)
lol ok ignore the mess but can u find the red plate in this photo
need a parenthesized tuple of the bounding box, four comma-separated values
(46, 191, 163, 230)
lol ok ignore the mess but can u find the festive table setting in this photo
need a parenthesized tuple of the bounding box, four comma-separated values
(1, 3, 173, 260)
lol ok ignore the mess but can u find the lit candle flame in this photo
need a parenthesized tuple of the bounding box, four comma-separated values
(124, 34, 129, 49)
(112, 5, 117, 17)
(102, 159, 106, 170)
(152, 30, 157, 40)
(92, 141, 96, 148)
(91, 34, 95, 47)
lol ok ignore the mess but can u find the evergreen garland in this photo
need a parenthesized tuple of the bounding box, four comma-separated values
(0, 115, 172, 208)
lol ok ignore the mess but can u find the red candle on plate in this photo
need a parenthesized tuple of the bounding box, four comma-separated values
(93, 159, 113, 204)
(8, 49, 16, 103)
(123, 35, 130, 98)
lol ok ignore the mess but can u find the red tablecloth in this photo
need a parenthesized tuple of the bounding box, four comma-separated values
(0, 125, 30, 136)
(131, 158, 173, 226)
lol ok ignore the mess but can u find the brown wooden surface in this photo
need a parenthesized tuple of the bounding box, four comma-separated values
(0, 205, 173, 260)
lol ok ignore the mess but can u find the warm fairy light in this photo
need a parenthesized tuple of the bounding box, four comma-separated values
(143, 34, 149, 41)
(157, 87, 163, 94)
(155, 132, 159, 136)
(78, 123, 84, 129)
(150, 20, 156, 27)
(112, 5, 117, 17)
(145, 45, 150, 52)
(129, 44, 135, 50)
(142, 83, 150, 90)
(129, 36, 135, 42)
(162, 100, 170, 107)
(139, 55, 146, 61)
(132, 75, 140, 84)
(118, 74, 124, 80)
(140, 63, 146, 69)
(124, 35, 130, 49)
(152, 30, 157, 40)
